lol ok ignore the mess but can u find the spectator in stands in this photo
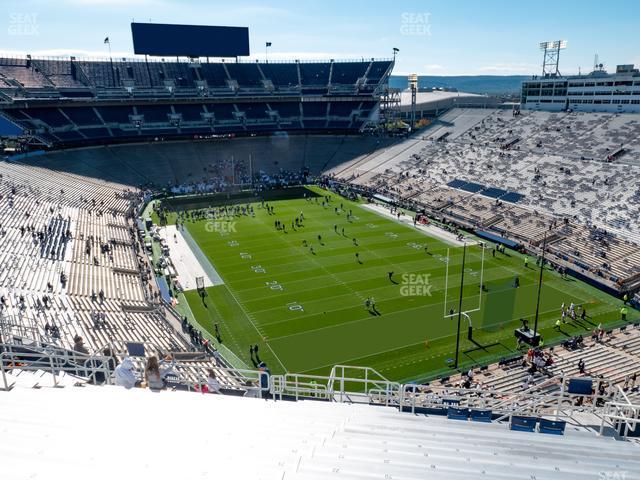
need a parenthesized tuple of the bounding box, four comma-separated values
(206, 369, 221, 394)
(258, 361, 271, 399)
(90, 347, 119, 385)
(578, 359, 586, 374)
(114, 357, 139, 389)
(73, 335, 89, 355)
(145, 356, 165, 390)
(523, 373, 535, 389)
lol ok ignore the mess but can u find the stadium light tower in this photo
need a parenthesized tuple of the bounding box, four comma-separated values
(392, 47, 399, 61)
(539, 40, 567, 77)
(408, 73, 418, 129)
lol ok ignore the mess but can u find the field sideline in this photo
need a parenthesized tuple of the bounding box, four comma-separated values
(156, 186, 637, 382)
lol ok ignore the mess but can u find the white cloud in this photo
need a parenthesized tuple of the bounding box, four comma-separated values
(477, 63, 537, 75)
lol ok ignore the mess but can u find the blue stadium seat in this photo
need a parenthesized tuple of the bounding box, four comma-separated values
(98, 106, 133, 124)
(135, 105, 171, 123)
(62, 107, 102, 126)
(225, 63, 263, 88)
(259, 63, 299, 87)
(329, 102, 359, 117)
(447, 406, 469, 421)
(302, 103, 328, 117)
(332, 62, 368, 84)
(367, 60, 392, 83)
(300, 63, 330, 86)
(469, 409, 492, 423)
(327, 120, 351, 128)
(199, 64, 229, 87)
(53, 130, 84, 141)
(172, 104, 205, 122)
(304, 119, 327, 129)
(272, 102, 300, 117)
(23, 108, 70, 127)
(240, 103, 270, 120)
(510, 416, 537, 432)
(79, 128, 111, 139)
(206, 103, 236, 121)
(539, 419, 566, 435)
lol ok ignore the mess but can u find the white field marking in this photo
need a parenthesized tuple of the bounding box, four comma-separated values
(251, 260, 529, 321)
(181, 291, 246, 368)
(265, 280, 283, 291)
(261, 211, 369, 304)
(286, 301, 304, 312)
(291, 300, 583, 375)
(229, 250, 491, 295)
(266, 297, 582, 349)
(361, 203, 473, 247)
(221, 283, 288, 372)
(294, 338, 441, 375)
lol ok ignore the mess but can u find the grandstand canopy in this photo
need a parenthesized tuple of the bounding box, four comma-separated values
(131, 23, 250, 57)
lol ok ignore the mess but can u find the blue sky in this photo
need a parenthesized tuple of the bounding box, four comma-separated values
(2, 0, 639, 75)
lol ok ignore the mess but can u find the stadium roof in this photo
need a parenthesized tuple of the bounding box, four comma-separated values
(399, 89, 494, 112)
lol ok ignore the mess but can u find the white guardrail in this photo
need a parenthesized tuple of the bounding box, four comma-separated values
(2, 340, 639, 439)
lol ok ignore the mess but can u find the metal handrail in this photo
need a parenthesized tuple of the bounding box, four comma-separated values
(0, 347, 113, 390)
(599, 386, 640, 438)
(3, 336, 639, 438)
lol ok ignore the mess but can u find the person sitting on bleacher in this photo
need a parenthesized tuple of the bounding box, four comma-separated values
(145, 356, 165, 390)
(73, 335, 89, 356)
(114, 357, 139, 389)
(204, 369, 221, 394)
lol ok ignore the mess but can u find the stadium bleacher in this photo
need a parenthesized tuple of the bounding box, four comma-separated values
(2, 381, 639, 479)
(0, 56, 392, 148)
(326, 107, 640, 291)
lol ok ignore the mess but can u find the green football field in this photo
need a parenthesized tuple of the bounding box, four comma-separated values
(157, 186, 637, 382)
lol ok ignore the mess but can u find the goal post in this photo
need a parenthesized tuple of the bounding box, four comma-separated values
(442, 242, 485, 319)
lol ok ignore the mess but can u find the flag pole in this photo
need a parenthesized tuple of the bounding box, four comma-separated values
(105, 36, 116, 86)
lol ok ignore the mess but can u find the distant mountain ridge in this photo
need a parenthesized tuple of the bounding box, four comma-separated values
(389, 75, 528, 95)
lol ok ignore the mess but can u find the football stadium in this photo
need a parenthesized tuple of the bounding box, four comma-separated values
(1, 2, 640, 478)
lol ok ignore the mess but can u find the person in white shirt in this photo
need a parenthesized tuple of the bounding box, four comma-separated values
(114, 357, 139, 389)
